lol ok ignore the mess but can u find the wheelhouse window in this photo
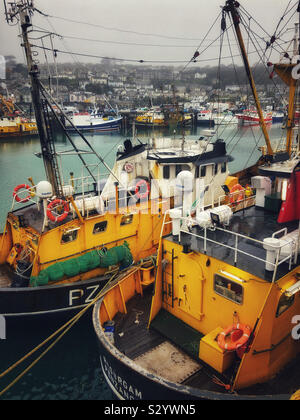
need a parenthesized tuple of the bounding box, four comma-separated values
(214, 164, 218, 175)
(276, 293, 295, 317)
(221, 162, 227, 173)
(93, 221, 108, 234)
(163, 165, 170, 179)
(214, 274, 243, 304)
(175, 164, 190, 177)
(175, 165, 182, 177)
(61, 229, 78, 244)
(120, 214, 134, 226)
(201, 165, 207, 178)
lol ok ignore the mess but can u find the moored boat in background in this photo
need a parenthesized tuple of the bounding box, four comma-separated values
(65, 110, 122, 133)
(196, 110, 215, 127)
(0, 94, 37, 138)
(236, 109, 273, 125)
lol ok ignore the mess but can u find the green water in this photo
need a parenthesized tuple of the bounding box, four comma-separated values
(0, 122, 285, 400)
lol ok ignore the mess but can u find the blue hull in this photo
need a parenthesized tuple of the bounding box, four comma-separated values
(272, 117, 284, 123)
(67, 118, 122, 132)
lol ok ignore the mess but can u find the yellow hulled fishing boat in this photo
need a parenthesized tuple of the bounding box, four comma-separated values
(92, 0, 300, 400)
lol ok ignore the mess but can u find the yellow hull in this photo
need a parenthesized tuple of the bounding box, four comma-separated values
(0, 121, 38, 137)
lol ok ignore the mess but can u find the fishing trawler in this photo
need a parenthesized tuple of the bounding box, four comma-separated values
(0, 94, 37, 138)
(65, 106, 123, 133)
(135, 108, 192, 128)
(135, 110, 166, 127)
(236, 109, 273, 126)
(92, 0, 300, 400)
(0, 1, 234, 319)
(196, 110, 215, 127)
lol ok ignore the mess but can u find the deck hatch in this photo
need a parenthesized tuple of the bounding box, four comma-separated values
(134, 341, 201, 384)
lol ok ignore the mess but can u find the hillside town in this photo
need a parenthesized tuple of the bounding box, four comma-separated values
(0, 56, 287, 116)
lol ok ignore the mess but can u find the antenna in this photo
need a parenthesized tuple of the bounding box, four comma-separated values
(3, 0, 63, 196)
(3, 0, 34, 24)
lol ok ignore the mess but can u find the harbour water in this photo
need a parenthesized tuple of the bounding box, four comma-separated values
(0, 122, 285, 400)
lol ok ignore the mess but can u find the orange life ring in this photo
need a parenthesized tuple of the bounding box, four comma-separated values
(229, 183, 245, 204)
(217, 323, 251, 351)
(47, 199, 69, 223)
(135, 179, 150, 200)
(13, 184, 32, 203)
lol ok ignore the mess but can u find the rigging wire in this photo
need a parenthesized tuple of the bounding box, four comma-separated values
(240, 1, 298, 54)
(239, 12, 289, 109)
(216, 26, 226, 137)
(29, 39, 288, 66)
(40, 36, 53, 93)
(26, 6, 290, 67)
(40, 33, 243, 49)
(46, 13, 223, 42)
(180, 11, 223, 73)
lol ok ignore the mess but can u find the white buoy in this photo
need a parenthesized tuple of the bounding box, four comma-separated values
(169, 208, 182, 237)
(176, 170, 193, 219)
(263, 237, 281, 271)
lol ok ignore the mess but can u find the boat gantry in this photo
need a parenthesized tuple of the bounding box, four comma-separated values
(92, 0, 300, 401)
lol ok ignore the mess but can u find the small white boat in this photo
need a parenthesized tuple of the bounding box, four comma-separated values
(213, 111, 238, 125)
(196, 110, 215, 126)
(66, 109, 122, 132)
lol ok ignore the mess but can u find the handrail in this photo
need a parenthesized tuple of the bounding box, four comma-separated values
(177, 216, 296, 283)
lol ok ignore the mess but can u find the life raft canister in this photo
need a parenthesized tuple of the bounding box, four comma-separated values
(135, 179, 150, 200)
(13, 184, 32, 203)
(229, 183, 245, 205)
(47, 199, 69, 223)
(217, 323, 252, 352)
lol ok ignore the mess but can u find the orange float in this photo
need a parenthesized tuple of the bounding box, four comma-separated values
(217, 323, 251, 351)
(229, 183, 245, 204)
(47, 199, 69, 223)
(135, 179, 150, 200)
(13, 184, 32, 203)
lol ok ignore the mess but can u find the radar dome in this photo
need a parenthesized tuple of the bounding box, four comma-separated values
(35, 181, 53, 199)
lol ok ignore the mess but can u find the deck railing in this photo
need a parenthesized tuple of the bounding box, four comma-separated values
(178, 217, 296, 283)
(160, 205, 297, 283)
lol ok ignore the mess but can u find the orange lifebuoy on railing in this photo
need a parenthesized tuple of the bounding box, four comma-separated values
(217, 323, 252, 351)
(13, 184, 32, 203)
(229, 183, 245, 205)
(135, 179, 150, 200)
(47, 199, 69, 223)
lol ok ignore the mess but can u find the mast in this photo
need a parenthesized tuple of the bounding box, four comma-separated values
(4, 1, 62, 196)
(223, 0, 274, 157)
(272, 8, 300, 157)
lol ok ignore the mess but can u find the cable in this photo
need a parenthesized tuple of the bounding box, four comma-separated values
(47, 13, 222, 42)
(51, 34, 241, 49)
(31, 42, 288, 66)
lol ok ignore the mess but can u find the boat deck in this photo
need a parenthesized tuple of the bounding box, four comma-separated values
(12, 203, 75, 234)
(112, 289, 300, 398)
(171, 205, 299, 281)
(113, 288, 165, 360)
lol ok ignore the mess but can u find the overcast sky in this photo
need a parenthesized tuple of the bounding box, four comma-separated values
(0, 0, 297, 68)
